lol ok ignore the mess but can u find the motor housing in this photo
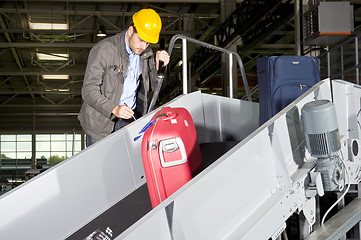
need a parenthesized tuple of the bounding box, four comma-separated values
(301, 100, 343, 191)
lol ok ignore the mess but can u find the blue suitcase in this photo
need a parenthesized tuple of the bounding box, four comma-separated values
(257, 56, 320, 125)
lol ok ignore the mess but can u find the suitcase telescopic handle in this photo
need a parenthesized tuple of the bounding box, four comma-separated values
(156, 111, 178, 120)
(159, 137, 187, 168)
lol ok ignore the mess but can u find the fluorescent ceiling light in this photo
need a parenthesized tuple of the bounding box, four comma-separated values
(42, 75, 69, 80)
(97, 25, 107, 37)
(176, 60, 183, 67)
(58, 88, 70, 92)
(45, 88, 70, 92)
(37, 53, 69, 61)
(30, 22, 68, 30)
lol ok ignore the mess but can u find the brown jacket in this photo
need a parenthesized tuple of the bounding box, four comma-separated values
(78, 30, 159, 140)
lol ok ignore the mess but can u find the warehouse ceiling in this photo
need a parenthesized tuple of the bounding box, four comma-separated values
(0, 0, 360, 133)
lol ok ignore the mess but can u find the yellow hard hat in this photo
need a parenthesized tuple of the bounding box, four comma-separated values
(133, 9, 162, 44)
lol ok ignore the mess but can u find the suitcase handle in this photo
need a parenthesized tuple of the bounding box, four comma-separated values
(156, 111, 178, 121)
(159, 137, 187, 168)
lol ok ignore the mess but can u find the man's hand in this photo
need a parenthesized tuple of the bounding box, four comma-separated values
(156, 50, 170, 70)
(112, 105, 134, 119)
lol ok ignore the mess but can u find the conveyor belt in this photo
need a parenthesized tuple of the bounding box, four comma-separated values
(66, 184, 152, 239)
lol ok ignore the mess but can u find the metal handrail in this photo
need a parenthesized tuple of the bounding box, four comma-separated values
(167, 34, 251, 101)
(147, 35, 252, 113)
(318, 32, 361, 84)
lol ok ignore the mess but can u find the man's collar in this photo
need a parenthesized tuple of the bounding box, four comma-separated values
(125, 30, 135, 56)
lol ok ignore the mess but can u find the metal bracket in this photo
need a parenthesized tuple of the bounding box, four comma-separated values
(306, 171, 324, 198)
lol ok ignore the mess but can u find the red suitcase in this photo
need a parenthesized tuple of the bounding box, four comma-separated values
(141, 106, 203, 208)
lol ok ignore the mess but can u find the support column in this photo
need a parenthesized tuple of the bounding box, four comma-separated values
(81, 132, 85, 150)
(32, 115, 36, 169)
(221, 0, 237, 98)
(295, 0, 301, 56)
(183, 14, 196, 93)
(295, 0, 305, 56)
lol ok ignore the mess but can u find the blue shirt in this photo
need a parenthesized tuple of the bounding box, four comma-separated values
(119, 31, 141, 109)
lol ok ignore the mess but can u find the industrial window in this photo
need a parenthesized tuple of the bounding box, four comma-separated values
(0, 133, 83, 186)
(0, 134, 32, 160)
(35, 133, 82, 166)
(0, 134, 32, 185)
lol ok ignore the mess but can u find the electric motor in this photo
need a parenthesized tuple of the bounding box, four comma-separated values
(301, 99, 341, 158)
(301, 100, 343, 191)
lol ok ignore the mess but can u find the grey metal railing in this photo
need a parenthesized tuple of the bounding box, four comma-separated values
(148, 35, 252, 113)
(318, 32, 361, 84)
(167, 34, 251, 100)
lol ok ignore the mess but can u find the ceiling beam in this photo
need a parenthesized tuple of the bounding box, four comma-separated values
(0, 42, 94, 48)
(0, 29, 206, 36)
(0, 68, 85, 75)
(0, 8, 219, 18)
(257, 44, 295, 49)
(0, 91, 80, 94)
(0, 104, 80, 108)
(0, 14, 35, 99)
(0, 41, 184, 48)
(0, 113, 79, 116)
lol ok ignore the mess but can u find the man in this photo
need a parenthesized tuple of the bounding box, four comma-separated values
(78, 9, 170, 146)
